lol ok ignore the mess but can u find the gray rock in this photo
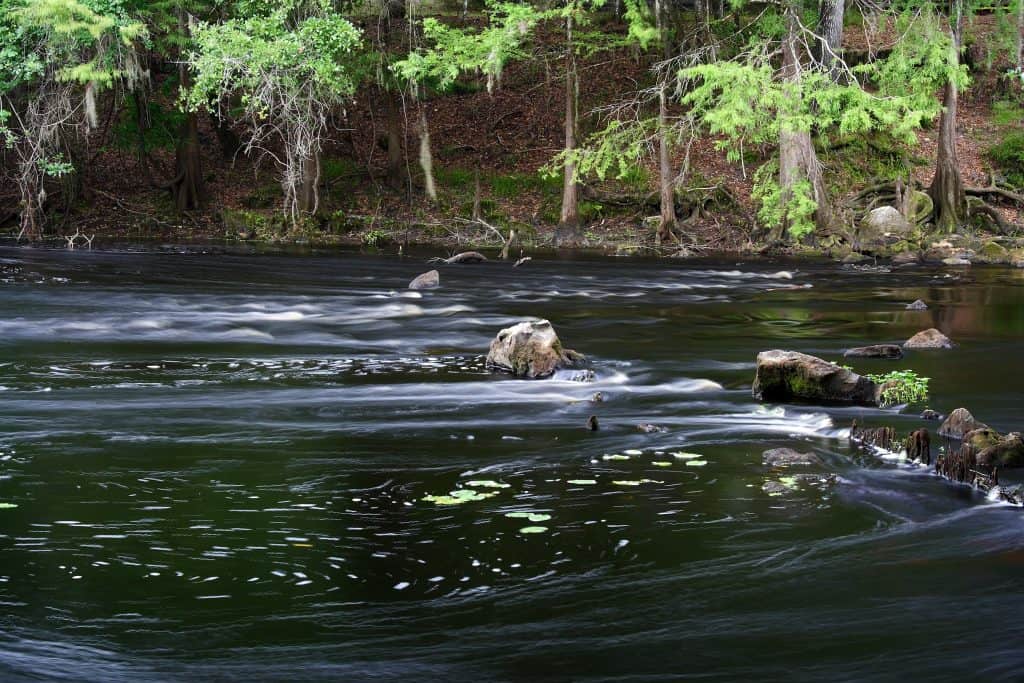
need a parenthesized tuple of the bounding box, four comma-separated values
(942, 257, 972, 266)
(905, 299, 928, 311)
(858, 206, 914, 251)
(844, 344, 903, 359)
(637, 423, 667, 434)
(763, 447, 824, 467)
(485, 319, 581, 379)
(938, 408, 989, 439)
(752, 350, 881, 406)
(903, 328, 954, 349)
(408, 269, 440, 290)
(892, 251, 922, 266)
(841, 252, 870, 264)
(921, 409, 943, 421)
(566, 369, 596, 383)
(762, 481, 791, 496)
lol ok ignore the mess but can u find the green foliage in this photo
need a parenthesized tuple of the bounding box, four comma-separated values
(393, 3, 543, 91)
(866, 370, 930, 407)
(553, 118, 654, 184)
(990, 131, 1024, 187)
(362, 229, 387, 247)
(186, 8, 361, 116)
(677, 8, 962, 239)
(751, 161, 816, 240)
(490, 172, 560, 197)
(9, 0, 147, 87)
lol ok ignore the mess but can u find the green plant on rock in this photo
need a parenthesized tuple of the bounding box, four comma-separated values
(866, 370, 930, 407)
(363, 229, 387, 248)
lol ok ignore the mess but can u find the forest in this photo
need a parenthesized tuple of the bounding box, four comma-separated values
(2, 0, 1024, 258)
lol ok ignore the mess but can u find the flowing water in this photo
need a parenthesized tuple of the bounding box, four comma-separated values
(2, 245, 1024, 681)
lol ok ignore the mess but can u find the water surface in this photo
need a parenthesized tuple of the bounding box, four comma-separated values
(2, 247, 1023, 681)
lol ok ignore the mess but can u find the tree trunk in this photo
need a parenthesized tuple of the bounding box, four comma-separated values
(655, 0, 676, 244)
(297, 153, 320, 216)
(555, 13, 582, 246)
(172, 112, 203, 212)
(929, 0, 965, 233)
(385, 89, 406, 192)
(817, 0, 844, 80)
(418, 103, 437, 203)
(776, 5, 832, 241)
(1016, 0, 1022, 74)
(171, 9, 203, 212)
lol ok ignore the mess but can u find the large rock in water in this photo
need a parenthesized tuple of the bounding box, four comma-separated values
(752, 350, 880, 405)
(844, 344, 903, 359)
(938, 408, 988, 439)
(904, 328, 954, 349)
(408, 270, 439, 290)
(978, 433, 1024, 468)
(485, 319, 582, 379)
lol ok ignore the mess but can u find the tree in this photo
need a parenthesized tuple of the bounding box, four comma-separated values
(185, 2, 362, 224)
(394, 1, 543, 204)
(679, 2, 953, 242)
(929, 0, 966, 232)
(0, 0, 146, 239)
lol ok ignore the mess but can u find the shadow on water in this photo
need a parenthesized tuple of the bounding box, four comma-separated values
(2, 246, 1024, 680)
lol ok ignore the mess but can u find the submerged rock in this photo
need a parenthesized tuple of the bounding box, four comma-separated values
(905, 299, 928, 310)
(752, 350, 880, 406)
(938, 408, 988, 439)
(762, 447, 823, 466)
(408, 269, 439, 290)
(637, 423, 667, 434)
(843, 344, 903, 359)
(921, 409, 943, 421)
(903, 328, 954, 349)
(485, 319, 582, 379)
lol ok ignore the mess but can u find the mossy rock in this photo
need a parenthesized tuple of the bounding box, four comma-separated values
(978, 241, 1010, 263)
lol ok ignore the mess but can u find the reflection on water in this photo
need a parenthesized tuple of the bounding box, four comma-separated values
(2, 247, 1024, 681)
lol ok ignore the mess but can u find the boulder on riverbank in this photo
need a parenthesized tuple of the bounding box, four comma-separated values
(843, 344, 903, 359)
(938, 408, 988, 439)
(485, 319, 583, 379)
(409, 270, 439, 290)
(752, 350, 880, 405)
(903, 328, 954, 349)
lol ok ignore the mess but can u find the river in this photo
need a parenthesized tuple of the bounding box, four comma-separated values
(2, 246, 1023, 681)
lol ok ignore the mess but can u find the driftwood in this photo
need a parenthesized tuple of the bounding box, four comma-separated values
(429, 250, 488, 265)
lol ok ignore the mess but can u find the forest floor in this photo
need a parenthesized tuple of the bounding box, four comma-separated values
(3, 13, 1023, 260)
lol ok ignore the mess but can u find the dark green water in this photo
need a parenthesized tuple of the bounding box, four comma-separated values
(2, 246, 1024, 681)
